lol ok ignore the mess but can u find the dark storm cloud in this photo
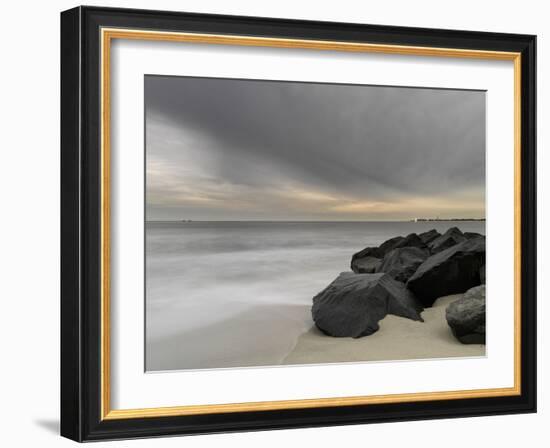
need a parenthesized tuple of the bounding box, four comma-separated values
(145, 75, 485, 221)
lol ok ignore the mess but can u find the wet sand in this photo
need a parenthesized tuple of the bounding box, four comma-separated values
(146, 303, 311, 371)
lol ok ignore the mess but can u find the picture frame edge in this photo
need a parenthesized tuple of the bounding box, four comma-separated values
(60, 5, 537, 442)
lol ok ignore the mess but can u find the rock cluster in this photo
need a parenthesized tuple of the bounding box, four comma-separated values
(311, 227, 486, 343)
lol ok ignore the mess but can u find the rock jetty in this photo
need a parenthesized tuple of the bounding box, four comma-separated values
(312, 227, 486, 343)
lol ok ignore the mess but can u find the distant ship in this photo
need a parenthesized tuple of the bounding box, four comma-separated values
(181, 219, 193, 223)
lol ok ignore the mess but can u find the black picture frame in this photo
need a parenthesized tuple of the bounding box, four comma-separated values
(61, 5, 536, 442)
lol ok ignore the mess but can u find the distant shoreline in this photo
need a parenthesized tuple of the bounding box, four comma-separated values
(412, 218, 485, 222)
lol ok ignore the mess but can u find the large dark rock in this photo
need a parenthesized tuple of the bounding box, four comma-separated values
(352, 235, 406, 261)
(446, 285, 486, 344)
(480, 264, 486, 284)
(351, 245, 384, 273)
(464, 231, 484, 240)
(428, 227, 467, 254)
(419, 229, 441, 244)
(312, 272, 424, 338)
(378, 236, 406, 255)
(376, 247, 430, 282)
(351, 256, 382, 274)
(391, 233, 427, 250)
(351, 246, 382, 263)
(407, 237, 485, 306)
(351, 236, 403, 272)
(351, 233, 426, 274)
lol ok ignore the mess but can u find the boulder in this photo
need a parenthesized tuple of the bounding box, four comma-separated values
(428, 227, 467, 254)
(446, 285, 486, 344)
(419, 229, 441, 244)
(464, 231, 484, 240)
(351, 233, 425, 273)
(351, 256, 382, 274)
(407, 237, 485, 306)
(351, 235, 405, 272)
(391, 233, 427, 250)
(312, 272, 423, 338)
(480, 264, 486, 284)
(378, 236, 406, 255)
(351, 246, 382, 263)
(376, 247, 430, 282)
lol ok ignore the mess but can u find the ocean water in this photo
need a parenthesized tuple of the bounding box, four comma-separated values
(145, 221, 485, 371)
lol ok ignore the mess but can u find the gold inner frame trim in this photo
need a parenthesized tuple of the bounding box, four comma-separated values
(100, 27, 522, 421)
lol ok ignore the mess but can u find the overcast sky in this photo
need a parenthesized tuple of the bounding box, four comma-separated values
(145, 75, 485, 221)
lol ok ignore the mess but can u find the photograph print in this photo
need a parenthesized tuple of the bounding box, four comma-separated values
(145, 75, 486, 372)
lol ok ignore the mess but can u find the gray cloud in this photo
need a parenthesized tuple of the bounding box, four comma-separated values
(145, 75, 485, 221)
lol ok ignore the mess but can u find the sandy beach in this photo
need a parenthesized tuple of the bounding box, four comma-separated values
(283, 294, 485, 365)
(147, 293, 484, 371)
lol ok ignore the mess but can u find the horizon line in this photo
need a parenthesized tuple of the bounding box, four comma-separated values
(145, 218, 487, 223)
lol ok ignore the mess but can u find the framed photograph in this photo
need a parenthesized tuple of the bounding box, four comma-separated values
(60, 6, 536, 442)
